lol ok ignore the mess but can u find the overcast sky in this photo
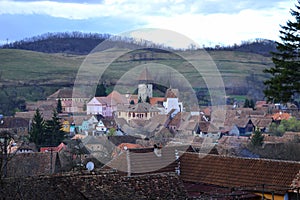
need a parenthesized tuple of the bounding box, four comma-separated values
(0, 0, 296, 47)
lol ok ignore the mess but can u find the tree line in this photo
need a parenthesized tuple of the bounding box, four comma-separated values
(204, 39, 277, 56)
(0, 31, 176, 55)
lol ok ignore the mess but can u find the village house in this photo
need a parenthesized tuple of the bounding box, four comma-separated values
(198, 121, 221, 142)
(86, 91, 129, 117)
(0, 116, 30, 137)
(81, 135, 115, 164)
(74, 115, 100, 135)
(6, 151, 61, 177)
(163, 88, 183, 117)
(40, 142, 67, 153)
(116, 102, 160, 123)
(103, 145, 194, 176)
(15, 143, 37, 154)
(47, 87, 89, 113)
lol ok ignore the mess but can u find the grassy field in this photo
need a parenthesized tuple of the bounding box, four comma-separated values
(0, 48, 273, 107)
(0, 49, 83, 83)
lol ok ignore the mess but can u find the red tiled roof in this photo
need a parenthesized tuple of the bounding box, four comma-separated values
(272, 112, 291, 121)
(180, 152, 300, 193)
(149, 97, 165, 105)
(40, 143, 67, 152)
(117, 143, 142, 150)
(202, 107, 211, 116)
(255, 100, 267, 108)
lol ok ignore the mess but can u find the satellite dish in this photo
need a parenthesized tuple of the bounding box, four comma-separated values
(86, 161, 94, 171)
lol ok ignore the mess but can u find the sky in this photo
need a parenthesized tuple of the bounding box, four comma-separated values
(0, 0, 296, 47)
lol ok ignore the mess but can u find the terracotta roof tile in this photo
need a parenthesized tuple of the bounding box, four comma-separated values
(272, 112, 291, 121)
(179, 152, 300, 193)
(149, 97, 165, 105)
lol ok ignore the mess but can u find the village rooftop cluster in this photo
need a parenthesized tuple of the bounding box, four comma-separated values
(1, 68, 300, 199)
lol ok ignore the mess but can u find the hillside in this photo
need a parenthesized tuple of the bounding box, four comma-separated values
(0, 47, 273, 115)
(1, 32, 277, 56)
(0, 49, 84, 115)
(0, 32, 169, 55)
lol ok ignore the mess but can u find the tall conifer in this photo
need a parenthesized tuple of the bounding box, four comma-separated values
(264, 0, 300, 103)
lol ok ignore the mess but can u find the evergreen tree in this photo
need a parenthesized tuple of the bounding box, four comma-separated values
(249, 99, 255, 109)
(251, 130, 264, 147)
(264, 1, 300, 103)
(145, 96, 150, 103)
(29, 109, 45, 147)
(243, 99, 250, 108)
(138, 96, 142, 103)
(95, 83, 107, 97)
(130, 100, 135, 105)
(56, 99, 62, 113)
(45, 110, 66, 146)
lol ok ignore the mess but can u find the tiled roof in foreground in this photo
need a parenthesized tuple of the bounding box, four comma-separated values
(180, 152, 300, 194)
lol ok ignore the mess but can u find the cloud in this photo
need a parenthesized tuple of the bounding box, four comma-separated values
(0, 0, 295, 46)
(0, 0, 293, 19)
(141, 1, 293, 46)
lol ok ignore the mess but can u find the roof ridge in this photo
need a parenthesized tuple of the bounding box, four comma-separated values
(179, 151, 300, 164)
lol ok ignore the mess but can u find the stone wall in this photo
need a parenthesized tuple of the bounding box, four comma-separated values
(0, 170, 188, 199)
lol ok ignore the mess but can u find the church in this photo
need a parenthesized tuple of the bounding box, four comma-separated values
(116, 67, 184, 122)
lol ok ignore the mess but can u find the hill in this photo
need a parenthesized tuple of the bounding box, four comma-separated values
(1, 32, 277, 56)
(205, 39, 277, 57)
(1, 32, 110, 55)
(0, 49, 84, 115)
(0, 46, 273, 115)
(0, 32, 170, 55)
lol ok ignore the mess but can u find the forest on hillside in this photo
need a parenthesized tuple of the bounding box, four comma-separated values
(1, 32, 277, 56)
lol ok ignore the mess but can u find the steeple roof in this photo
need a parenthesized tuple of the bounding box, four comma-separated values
(137, 67, 153, 83)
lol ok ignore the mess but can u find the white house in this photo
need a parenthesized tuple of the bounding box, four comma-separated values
(86, 97, 112, 116)
(163, 88, 183, 117)
(95, 120, 108, 133)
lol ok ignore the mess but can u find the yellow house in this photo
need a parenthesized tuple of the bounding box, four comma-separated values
(116, 102, 160, 123)
(61, 120, 70, 133)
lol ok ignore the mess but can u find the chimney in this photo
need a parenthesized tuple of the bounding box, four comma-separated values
(153, 144, 162, 157)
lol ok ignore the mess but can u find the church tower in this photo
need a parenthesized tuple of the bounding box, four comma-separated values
(137, 67, 153, 102)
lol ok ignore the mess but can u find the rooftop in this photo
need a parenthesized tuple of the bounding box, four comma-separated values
(180, 152, 300, 194)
